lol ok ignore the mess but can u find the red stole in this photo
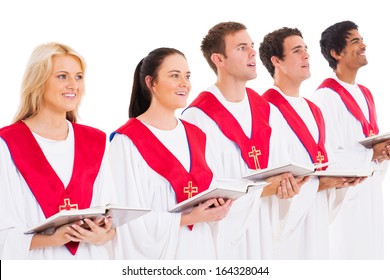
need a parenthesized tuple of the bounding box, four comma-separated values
(317, 78, 379, 137)
(0, 121, 106, 255)
(111, 118, 213, 230)
(186, 88, 271, 170)
(263, 89, 328, 169)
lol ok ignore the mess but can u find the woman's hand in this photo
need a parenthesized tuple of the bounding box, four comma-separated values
(262, 172, 305, 199)
(180, 198, 232, 226)
(64, 216, 115, 245)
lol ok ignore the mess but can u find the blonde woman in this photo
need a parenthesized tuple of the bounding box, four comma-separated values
(0, 42, 116, 259)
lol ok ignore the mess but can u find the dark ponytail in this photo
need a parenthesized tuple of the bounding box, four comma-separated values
(129, 59, 150, 118)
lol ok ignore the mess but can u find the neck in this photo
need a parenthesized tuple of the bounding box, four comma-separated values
(273, 77, 301, 97)
(215, 75, 247, 102)
(24, 110, 69, 140)
(137, 102, 178, 130)
(334, 67, 358, 84)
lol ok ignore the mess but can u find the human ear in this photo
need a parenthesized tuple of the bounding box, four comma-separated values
(330, 49, 340, 60)
(271, 56, 280, 66)
(145, 76, 155, 93)
(211, 53, 224, 67)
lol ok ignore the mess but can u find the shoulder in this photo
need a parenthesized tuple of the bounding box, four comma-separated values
(357, 84, 371, 94)
(0, 122, 24, 137)
(186, 91, 216, 112)
(180, 119, 204, 134)
(72, 122, 106, 138)
(311, 87, 341, 104)
(72, 123, 106, 149)
(110, 119, 140, 142)
(246, 87, 270, 107)
(181, 105, 213, 126)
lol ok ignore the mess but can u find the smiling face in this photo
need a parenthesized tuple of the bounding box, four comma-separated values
(338, 29, 367, 70)
(148, 53, 191, 111)
(42, 54, 84, 116)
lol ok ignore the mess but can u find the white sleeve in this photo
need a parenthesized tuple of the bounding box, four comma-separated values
(0, 138, 34, 259)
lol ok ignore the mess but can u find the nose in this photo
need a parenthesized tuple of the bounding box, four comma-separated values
(304, 50, 310, 60)
(249, 46, 257, 57)
(179, 76, 190, 87)
(66, 76, 78, 90)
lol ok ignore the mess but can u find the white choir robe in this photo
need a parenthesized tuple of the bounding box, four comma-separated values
(182, 85, 291, 259)
(312, 75, 387, 259)
(269, 88, 334, 259)
(0, 123, 116, 260)
(109, 122, 216, 260)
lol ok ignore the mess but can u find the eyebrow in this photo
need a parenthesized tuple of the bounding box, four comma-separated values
(349, 37, 360, 43)
(55, 70, 83, 74)
(236, 42, 247, 48)
(291, 44, 307, 51)
(168, 70, 191, 74)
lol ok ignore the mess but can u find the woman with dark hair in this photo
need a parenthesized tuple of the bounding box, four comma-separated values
(109, 47, 232, 259)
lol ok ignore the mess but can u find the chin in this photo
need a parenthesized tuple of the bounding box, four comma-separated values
(64, 106, 78, 113)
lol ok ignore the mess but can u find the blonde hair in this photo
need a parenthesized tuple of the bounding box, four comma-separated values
(13, 42, 86, 123)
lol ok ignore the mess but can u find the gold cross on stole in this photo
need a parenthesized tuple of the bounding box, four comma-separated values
(316, 151, 325, 164)
(59, 198, 78, 211)
(248, 145, 261, 170)
(184, 181, 198, 199)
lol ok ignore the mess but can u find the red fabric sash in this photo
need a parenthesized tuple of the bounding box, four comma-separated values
(0, 121, 106, 255)
(186, 88, 271, 170)
(111, 119, 213, 230)
(263, 89, 328, 169)
(317, 78, 379, 137)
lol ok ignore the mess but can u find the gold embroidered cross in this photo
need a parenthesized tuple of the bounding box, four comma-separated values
(184, 181, 198, 199)
(59, 198, 78, 211)
(316, 151, 325, 164)
(248, 145, 261, 170)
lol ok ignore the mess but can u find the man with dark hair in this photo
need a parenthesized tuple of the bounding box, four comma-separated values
(312, 20, 390, 259)
(259, 26, 362, 259)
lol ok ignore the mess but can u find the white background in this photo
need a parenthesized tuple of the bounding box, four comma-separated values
(1, 0, 389, 278)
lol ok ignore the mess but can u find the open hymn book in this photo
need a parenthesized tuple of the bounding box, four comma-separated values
(169, 180, 270, 213)
(242, 161, 373, 180)
(242, 161, 331, 181)
(313, 168, 374, 177)
(25, 204, 150, 234)
(358, 131, 390, 149)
